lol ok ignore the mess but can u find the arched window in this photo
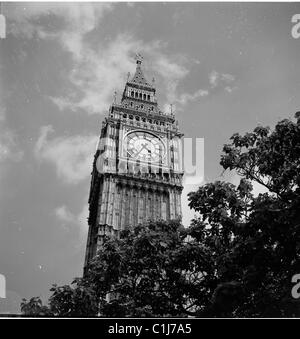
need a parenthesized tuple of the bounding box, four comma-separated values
(147, 95, 150, 101)
(143, 94, 146, 100)
(139, 93, 142, 99)
(131, 91, 134, 97)
(135, 92, 138, 98)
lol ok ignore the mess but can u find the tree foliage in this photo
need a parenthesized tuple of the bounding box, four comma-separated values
(21, 115, 300, 317)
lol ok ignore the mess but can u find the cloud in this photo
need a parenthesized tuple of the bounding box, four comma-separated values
(175, 89, 209, 106)
(55, 202, 89, 240)
(9, 3, 238, 118)
(7, 3, 191, 115)
(153, 55, 189, 104)
(50, 34, 145, 114)
(55, 205, 75, 224)
(209, 70, 219, 88)
(7, 3, 112, 39)
(35, 125, 97, 184)
(0, 107, 12, 162)
(209, 70, 236, 92)
(173, 70, 237, 110)
(7, 4, 237, 116)
(224, 86, 234, 93)
(0, 94, 23, 164)
(0, 129, 23, 163)
(171, 69, 236, 110)
(49, 34, 191, 115)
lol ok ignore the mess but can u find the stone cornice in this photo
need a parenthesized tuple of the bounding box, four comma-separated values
(100, 172, 183, 191)
(125, 81, 156, 92)
(111, 104, 175, 123)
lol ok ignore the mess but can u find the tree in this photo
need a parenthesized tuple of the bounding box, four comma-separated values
(21, 280, 98, 317)
(85, 220, 207, 317)
(188, 113, 300, 316)
(21, 114, 300, 317)
(20, 297, 52, 317)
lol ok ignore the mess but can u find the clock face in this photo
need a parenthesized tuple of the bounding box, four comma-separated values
(124, 131, 165, 163)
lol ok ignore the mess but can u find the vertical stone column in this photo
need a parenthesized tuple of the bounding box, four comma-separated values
(134, 186, 139, 227)
(168, 188, 175, 219)
(161, 193, 166, 220)
(142, 187, 147, 222)
(155, 189, 160, 220)
(173, 188, 177, 219)
(137, 184, 142, 224)
(158, 188, 164, 220)
(150, 189, 154, 220)
(132, 185, 136, 226)
(96, 181, 103, 224)
(166, 191, 170, 220)
(98, 179, 107, 225)
(121, 184, 127, 231)
(105, 177, 111, 225)
(128, 183, 134, 228)
(145, 186, 150, 221)
(118, 184, 124, 231)
(112, 182, 119, 230)
(107, 177, 115, 227)
(177, 190, 182, 218)
(124, 184, 130, 229)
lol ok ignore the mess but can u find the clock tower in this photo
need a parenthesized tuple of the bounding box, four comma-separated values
(84, 56, 184, 266)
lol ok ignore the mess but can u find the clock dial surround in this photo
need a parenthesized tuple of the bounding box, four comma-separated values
(124, 131, 166, 163)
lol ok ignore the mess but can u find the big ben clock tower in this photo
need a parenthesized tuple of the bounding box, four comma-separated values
(84, 55, 184, 266)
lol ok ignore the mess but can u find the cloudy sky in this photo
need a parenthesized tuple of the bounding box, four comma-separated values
(1, 1, 300, 313)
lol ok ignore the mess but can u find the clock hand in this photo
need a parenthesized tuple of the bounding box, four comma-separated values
(142, 143, 153, 153)
(135, 143, 148, 157)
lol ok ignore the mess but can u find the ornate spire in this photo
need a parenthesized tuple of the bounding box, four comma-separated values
(128, 53, 152, 87)
(135, 53, 143, 65)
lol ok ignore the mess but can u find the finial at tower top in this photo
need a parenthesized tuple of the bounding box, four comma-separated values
(135, 53, 143, 65)
(127, 53, 153, 88)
